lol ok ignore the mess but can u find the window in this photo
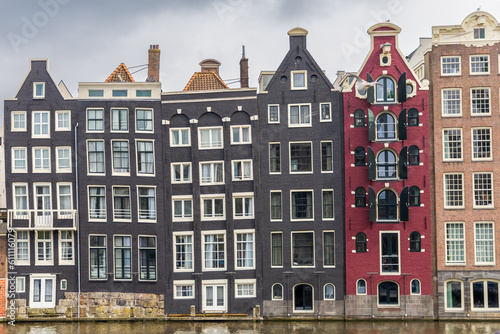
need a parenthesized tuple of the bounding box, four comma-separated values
(12, 147, 27, 173)
(323, 231, 335, 267)
(272, 283, 283, 300)
(89, 186, 106, 220)
(136, 109, 153, 132)
(292, 232, 314, 267)
(441, 56, 461, 75)
(355, 147, 365, 166)
(409, 186, 420, 207)
(322, 190, 334, 220)
(235, 231, 255, 269)
(16, 277, 25, 293)
(112, 141, 129, 175)
(11, 111, 26, 131)
(472, 280, 499, 310)
(36, 231, 53, 265)
(443, 128, 462, 161)
(378, 281, 399, 306)
(473, 173, 493, 208)
(320, 103, 331, 121)
(357, 279, 367, 295)
(231, 125, 251, 144)
(201, 195, 225, 220)
(33, 82, 45, 99)
(87, 140, 105, 174)
(321, 141, 333, 172)
(233, 193, 254, 219)
(268, 104, 279, 123)
(474, 28, 485, 39)
(202, 232, 226, 270)
(380, 232, 401, 276)
(174, 280, 195, 299)
(356, 232, 367, 252)
(474, 222, 494, 265)
(15, 231, 29, 265)
(32, 111, 50, 138)
(139, 236, 156, 280)
(270, 191, 282, 221)
(442, 89, 462, 116)
(409, 231, 421, 252)
(33, 184, 51, 228)
(378, 190, 398, 221)
(113, 186, 131, 221)
(171, 163, 191, 183)
(324, 284, 335, 300)
(290, 142, 312, 173)
(271, 232, 283, 267)
(138, 187, 156, 221)
(269, 143, 281, 173)
(114, 235, 131, 280)
(355, 187, 366, 207)
(60, 279, 67, 290)
(112, 90, 127, 97)
(88, 89, 103, 97)
(174, 233, 193, 271)
(89, 235, 106, 279)
(172, 196, 193, 221)
(199, 127, 222, 149)
(30, 275, 56, 309)
(56, 147, 71, 173)
(409, 146, 420, 165)
(444, 173, 464, 208)
(470, 55, 489, 74)
(55, 110, 70, 131)
(203, 281, 227, 311)
(232, 160, 252, 181)
(471, 88, 490, 115)
(446, 281, 463, 310)
(410, 279, 421, 295)
(376, 113, 396, 140)
(291, 71, 306, 89)
(354, 109, 365, 127)
(408, 108, 419, 126)
(377, 150, 397, 179)
(294, 284, 313, 311)
(446, 222, 465, 265)
(170, 128, 190, 147)
(87, 108, 104, 132)
(57, 183, 72, 218)
(136, 140, 155, 175)
(59, 230, 73, 265)
(472, 127, 491, 160)
(200, 161, 224, 184)
(291, 191, 313, 220)
(376, 77, 395, 103)
(288, 104, 311, 126)
(111, 108, 128, 131)
(32, 147, 50, 172)
(136, 90, 151, 97)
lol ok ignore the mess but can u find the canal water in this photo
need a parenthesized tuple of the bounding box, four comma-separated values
(2, 321, 500, 334)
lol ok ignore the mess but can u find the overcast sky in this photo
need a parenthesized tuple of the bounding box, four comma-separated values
(2, 0, 500, 106)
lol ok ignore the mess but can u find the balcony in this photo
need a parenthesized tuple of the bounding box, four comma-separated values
(8, 209, 77, 230)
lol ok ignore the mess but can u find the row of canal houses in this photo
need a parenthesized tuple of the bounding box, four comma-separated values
(3, 11, 500, 319)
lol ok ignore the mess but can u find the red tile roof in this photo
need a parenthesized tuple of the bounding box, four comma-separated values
(105, 63, 135, 83)
(183, 71, 228, 91)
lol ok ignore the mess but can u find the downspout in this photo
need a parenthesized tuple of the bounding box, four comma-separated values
(74, 123, 81, 318)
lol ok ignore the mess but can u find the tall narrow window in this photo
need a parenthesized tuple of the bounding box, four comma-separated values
(203, 233, 225, 270)
(472, 127, 492, 160)
(236, 232, 254, 269)
(471, 88, 490, 115)
(355, 147, 365, 166)
(322, 190, 334, 219)
(270, 191, 282, 220)
(376, 77, 395, 103)
(381, 233, 399, 273)
(475, 222, 494, 265)
(88, 141, 105, 174)
(137, 141, 155, 175)
(444, 173, 464, 208)
(291, 191, 313, 220)
(473, 173, 493, 208)
(15, 231, 29, 264)
(409, 186, 420, 206)
(411, 279, 421, 295)
(408, 108, 419, 126)
(269, 143, 281, 173)
(113, 187, 131, 220)
(442, 89, 461, 116)
(408, 146, 420, 165)
(90, 235, 106, 279)
(376, 113, 396, 140)
(112, 141, 129, 174)
(56, 147, 71, 172)
(356, 232, 367, 252)
(271, 232, 283, 267)
(111, 108, 128, 131)
(114, 236, 132, 279)
(355, 187, 366, 207)
(89, 186, 106, 220)
(446, 222, 465, 265)
(409, 231, 421, 252)
(354, 109, 365, 127)
(59, 230, 73, 265)
(443, 129, 462, 161)
(12, 111, 26, 131)
(377, 150, 397, 179)
(139, 236, 156, 280)
(323, 232, 335, 267)
(37, 232, 53, 264)
(57, 184, 72, 218)
(320, 103, 331, 121)
(175, 234, 193, 271)
(138, 187, 156, 221)
(268, 105, 279, 123)
(321, 141, 333, 172)
(377, 190, 397, 221)
(445, 281, 463, 310)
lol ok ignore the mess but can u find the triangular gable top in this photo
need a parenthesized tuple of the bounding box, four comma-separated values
(183, 72, 228, 91)
(105, 63, 135, 83)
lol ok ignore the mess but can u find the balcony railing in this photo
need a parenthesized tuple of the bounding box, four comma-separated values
(8, 209, 77, 230)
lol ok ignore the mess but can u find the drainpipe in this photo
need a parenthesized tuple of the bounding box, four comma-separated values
(74, 123, 81, 318)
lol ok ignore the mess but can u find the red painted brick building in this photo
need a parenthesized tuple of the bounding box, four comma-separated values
(341, 23, 433, 318)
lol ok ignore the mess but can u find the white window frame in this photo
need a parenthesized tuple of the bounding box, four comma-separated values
(410, 279, 421, 295)
(470, 55, 490, 75)
(445, 222, 466, 265)
(58, 230, 74, 265)
(235, 279, 257, 298)
(230, 125, 252, 144)
(13, 183, 29, 219)
(269, 142, 281, 174)
(87, 140, 105, 175)
(113, 234, 132, 281)
(89, 234, 107, 280)
(474, 221, 495, 265)
(202, 279, 228, 312)
(86, 108, 104, 133)
(320, 102, 332, 122)
(323, 230, 336, 268)
(290, 190, 314, 221)
(137, 186, 157, 222)
(55, 110, 71, 131)
(288, 103, 312, 127)
(233, 192, 254, 219)
(441, 88, 462, 117)
(471, 127, 492, 161)
(12, 147, 27, 173)
(32, 147, 51, 173)
(201, 194, 225, 221)
(11, 111, 26, 132)
(441, 56, 461, 76)
(200, 161, 224, 185)
(112, 186, 132, 222)
(33, 82, 45, 99)
(111, 140, 130, 176)
(268, 104, 280, 124)
(271, 232, 283, 268)
(322, 189, 335, 221)
(135, 108, 154, 133)
(272, 283, 284, 300)
(270, 191, 282, 221)
(442, 128, 463, 162)
(356, 279, 367, 295)
(470, 87, 490, 116)
(15, 230, 30, 265)
(35, 230, 53, 266)
(324, 283, 336, 300)
(56, 182, 73, 219)
(32, 111, 50, 138)
(170, 128, 191, 147)
(29, 274, 56, 309)
(470, 280, 500, 311)
(33, 183, 52, 227)
(472, 172, 493, 209)
(443, 173, 464, 209)
(171, 162, 192, 183)
(291, 70, 307, 90)
(234, 229, 255, 270)
(377, 281, 400, 308)
(136, 139, 155, 176)
(88, 186, 106, 222)
(201, 231, 226, 271)
(321, 141, 333, 173)
(56, 146, 72, 173)
(16, 276, 25, 293)
(173, 232, 194, 272)
(198, 126, 223, 149)
(379, 231, 401, 275)
(291, 231, 315, 268)
(173, 280, 195, 299)
(444, 280, 464, 311)
(289, 141, 313, 174)
(172, 195, 193, 222)
(60, 279, 67, 290)
(232, 159, 253, 181)
(110, 108, 129, 132)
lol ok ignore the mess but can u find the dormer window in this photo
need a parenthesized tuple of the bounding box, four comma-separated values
(474, 28, 485, 39)
(33, 82, 45, 99)
(376, 77, 395, 103)
(291, 71, 307, 90)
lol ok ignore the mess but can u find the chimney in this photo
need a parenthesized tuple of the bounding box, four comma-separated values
(240, 45, 249, 88)
(200, 59, 221, 76)
(147, 44, 160, 82)
(288, 27, 308, 50)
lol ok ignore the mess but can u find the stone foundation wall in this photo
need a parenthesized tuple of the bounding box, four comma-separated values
(345, 295, 434, 319)
(262, 300, 344, 318)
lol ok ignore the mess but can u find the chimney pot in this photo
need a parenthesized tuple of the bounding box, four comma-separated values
(147, 44, 160, 82)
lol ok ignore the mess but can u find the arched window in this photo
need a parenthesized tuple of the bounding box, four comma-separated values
(378, 281, 399, 306)
(355, 147, 365, 166)
(324, 283, 335, 300)
(376, 77, 396, 103)
(377, 150, 397, 179)
(411, 279, 421, 295)
(376, 113, 396, 140)
(445, 280, 463, 310)
(355, 187, 366, 207)
(354, 109, 365, 127)
(410, 231, 421, 252)
(408, 108, 419, 126)
(356, 232, 367, 252)
(409, 145, 420, 165)
(409, 186, 420, 206)
(378, 189, 398, 220)
(272, 283, 283, 300)
(357, 279, 367, 295)
(294, 284, 313, 310)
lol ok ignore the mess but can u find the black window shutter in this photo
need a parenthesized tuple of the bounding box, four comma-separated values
(398, 108, 407, 141)
(368, 146, 376, 180)
(367, 73, 374, 104)
(398, 72, 407, 103)
(369, 186, 376, 222)
(399, 146, 408, 179)
(368, 108, 375, 141)
(400, 186, 409, 222)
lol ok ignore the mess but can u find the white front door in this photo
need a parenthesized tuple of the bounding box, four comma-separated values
(30, 275, 56, 308)
(203, 282, 226, 312)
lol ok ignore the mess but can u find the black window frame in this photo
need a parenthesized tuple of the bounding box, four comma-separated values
(354, 109, 365, 127)
(410, 231, 421, 252)
(355, 187, 366, 207)
(355, 146, 365, 166)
